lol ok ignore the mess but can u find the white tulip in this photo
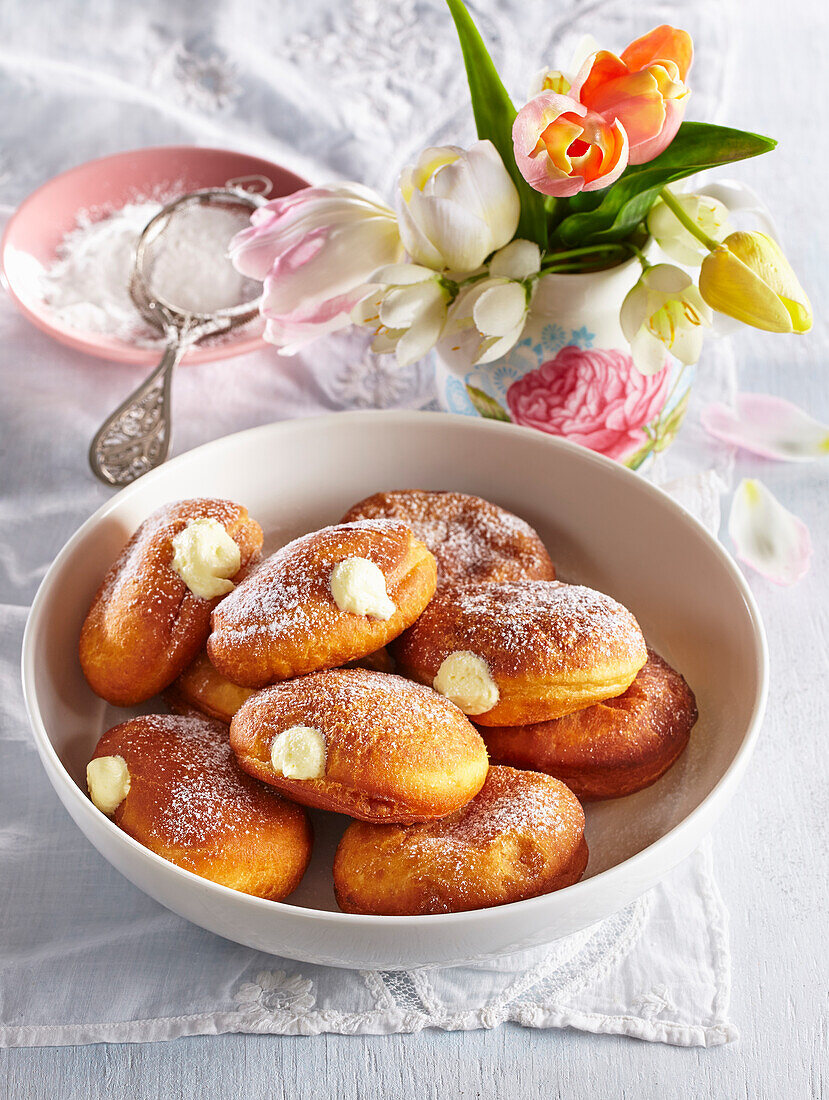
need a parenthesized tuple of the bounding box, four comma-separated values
(620, 263, 713, 375)
(529, 35, 600, 96)
(352, 263, 450, 367)
(229, 182, 404, 354)
(443, 240, 540, 364)
(647, 192, 733, 266)
(396, 141, 520, 273)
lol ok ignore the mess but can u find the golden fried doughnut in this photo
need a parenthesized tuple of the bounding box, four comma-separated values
(341, 489, 555, 587)
(165, 645, 396, 725)
(333, 766, 588, 915)
(87, 714, 311, 900)
(229, 667, 489, 823)
(80, 499, 263, 706)
(208, 520, 436, 688)
(164, 649, 255, 724)
(393, 580, 647, 726)
(481, 651, 697, 800)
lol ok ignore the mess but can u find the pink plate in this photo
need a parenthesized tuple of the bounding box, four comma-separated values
(0, 145, 308, 365)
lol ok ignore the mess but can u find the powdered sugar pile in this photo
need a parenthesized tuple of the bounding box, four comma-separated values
(39, 198, 259, 344)
(41, 202, 163, 343)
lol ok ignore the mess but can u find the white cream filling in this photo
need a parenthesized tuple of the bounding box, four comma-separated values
(433, 650, 500, 715)
(170, 517, 241, 599)
(330, 556, 396, 621)
(87, 755, 131, 815)
(270, 726, 327, 780)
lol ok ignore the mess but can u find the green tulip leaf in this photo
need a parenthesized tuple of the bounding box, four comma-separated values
(466, 385, 512, 422)
(445, 0, 547, 248)
(551, 122, 777, 248)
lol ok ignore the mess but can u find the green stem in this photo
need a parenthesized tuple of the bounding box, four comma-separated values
(660, 362, 688, 414)
(456, 271, 489, 288)
(540, 244, 631, 268)
(660, 187, 721, 252)
(629, 244, 652, 271)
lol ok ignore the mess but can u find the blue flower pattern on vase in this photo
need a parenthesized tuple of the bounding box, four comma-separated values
(444, 374, 478, 415)
(540, 323, 567, 352)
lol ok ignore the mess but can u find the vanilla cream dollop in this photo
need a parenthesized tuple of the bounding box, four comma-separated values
(87, 755, 131, 815)
(170, 517, 241, 599)
(433, 651, 500, 715)
(330, 557, 396, 621)
(270, 726, 327, 780)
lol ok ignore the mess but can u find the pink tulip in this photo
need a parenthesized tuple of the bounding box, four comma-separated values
(228, 182, 403, 354)
(570, 25, 693, 165)
(512, 92, 628, 197)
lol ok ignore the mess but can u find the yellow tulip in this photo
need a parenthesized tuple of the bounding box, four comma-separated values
(699, 231, 812, 334)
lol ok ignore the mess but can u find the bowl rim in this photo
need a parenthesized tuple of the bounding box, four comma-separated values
(21, 410, 769, 928)
(0, 143, 308, 366)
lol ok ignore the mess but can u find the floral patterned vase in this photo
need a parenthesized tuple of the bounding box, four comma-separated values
(435, 257, 692, 469)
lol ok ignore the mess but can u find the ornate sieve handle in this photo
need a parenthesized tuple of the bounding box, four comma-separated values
(88, 330, 187, 487)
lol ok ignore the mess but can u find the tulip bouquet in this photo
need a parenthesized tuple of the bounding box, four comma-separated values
(231, 0, 815, 521)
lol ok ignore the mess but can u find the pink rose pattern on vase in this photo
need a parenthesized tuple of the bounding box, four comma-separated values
(505, 345, 671, 464)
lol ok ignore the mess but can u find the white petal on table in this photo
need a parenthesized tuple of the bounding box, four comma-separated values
(728, 478, 812, 586)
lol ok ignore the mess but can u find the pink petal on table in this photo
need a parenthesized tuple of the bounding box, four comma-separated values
(702, 394, 829, 461)
(728, 478, 812, 586)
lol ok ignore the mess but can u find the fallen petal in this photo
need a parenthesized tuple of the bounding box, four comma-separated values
(728, 478, 812, 585)
(703, 394, 829, 461)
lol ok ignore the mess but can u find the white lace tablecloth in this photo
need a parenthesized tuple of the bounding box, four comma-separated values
(0, 0, 802, 1063)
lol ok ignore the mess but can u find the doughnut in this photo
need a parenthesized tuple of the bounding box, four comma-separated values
(229, 667, 489, 823)
(333, 766, 588, 915)
(164, 645, 396, 724)
(393, 580, 647, 726)
(341, 490, 555, 587)
(86, 714, 312, 900)
(80, 499, 263, 706)
(481, 651, 697, 800)
(164, 649, 255, 724)
(208, 519, 436, 688)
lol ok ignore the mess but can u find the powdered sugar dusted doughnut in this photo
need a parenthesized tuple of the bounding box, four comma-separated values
(482, 650, 697, 800)
(333, 766, 588, 915)
(341, 490, 555, 587)
(80, 499, 263, 706)
(229, 667, 489, 823)
(88, 714, 311, 900)
(208, 519, 436, 687)
(393, 580, 647, 726)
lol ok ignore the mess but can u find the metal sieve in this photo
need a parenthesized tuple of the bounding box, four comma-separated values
(88, 184, 267, 486)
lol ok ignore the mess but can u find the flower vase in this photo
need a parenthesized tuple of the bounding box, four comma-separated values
(435, 257, 692, 469)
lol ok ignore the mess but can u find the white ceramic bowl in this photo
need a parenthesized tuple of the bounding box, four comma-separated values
(21, 412, 767, 970)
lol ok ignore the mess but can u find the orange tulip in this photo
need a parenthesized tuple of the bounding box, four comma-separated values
(570, 25, 692, 165)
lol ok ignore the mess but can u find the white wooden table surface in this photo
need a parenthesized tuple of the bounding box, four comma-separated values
(2, 1, 827, 1095)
